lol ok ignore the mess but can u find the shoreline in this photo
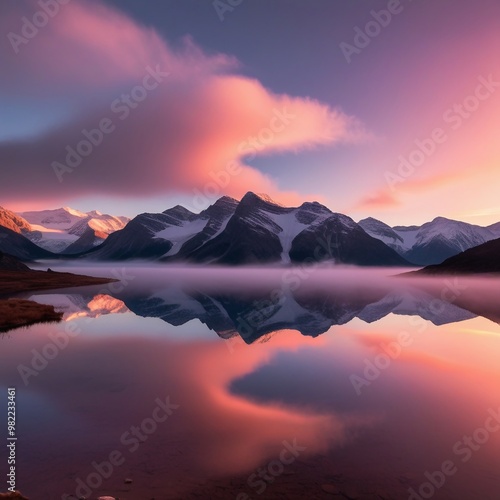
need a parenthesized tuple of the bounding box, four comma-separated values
(0, 269, 117, 332)
(0, 299, 63, 333)
(0, 269, 117, 297)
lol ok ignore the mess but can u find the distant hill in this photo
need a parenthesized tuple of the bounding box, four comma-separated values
(0, 251, 30, 271)
(415, 237, 500, 275)
(360, 216, 500, 266)
(0, 226, 57, 261)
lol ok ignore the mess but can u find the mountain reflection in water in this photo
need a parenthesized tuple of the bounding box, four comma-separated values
(27, 266, 500, 343)
(3, 266, 499, 499)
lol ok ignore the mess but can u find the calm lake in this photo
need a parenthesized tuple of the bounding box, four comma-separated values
(1, 265, 500, 499)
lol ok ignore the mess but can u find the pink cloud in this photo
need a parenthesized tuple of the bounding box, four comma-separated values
(0, 0, 365, 208)
(354, 170, 466, 212)
(2, 0, 236, 94)
(355, 190, 400, 210)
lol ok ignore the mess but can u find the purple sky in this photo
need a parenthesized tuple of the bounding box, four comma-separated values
(1, 0, 500, 225)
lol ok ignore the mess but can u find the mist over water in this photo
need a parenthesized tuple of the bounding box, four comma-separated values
(2, 264, 500, 499)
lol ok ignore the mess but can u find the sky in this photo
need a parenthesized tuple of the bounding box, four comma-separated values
(1, 0, 499, 225)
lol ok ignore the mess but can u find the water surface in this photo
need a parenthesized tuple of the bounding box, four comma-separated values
(1, 265, 500, 499)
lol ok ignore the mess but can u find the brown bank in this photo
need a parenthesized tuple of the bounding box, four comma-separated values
(0, 252, 116, 333)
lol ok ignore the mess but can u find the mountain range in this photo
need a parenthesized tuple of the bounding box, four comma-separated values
(0, 206, 128, 259)
(85, 192, 408, 266)
(20, 207, 129, 253)
(416, 237, 500, 275)
(359, 216, 500, 266)
(1, 194, 499, 268)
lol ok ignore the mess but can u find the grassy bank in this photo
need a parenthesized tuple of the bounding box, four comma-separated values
(0, 268, 117, 332)
(0, 299, 63, 333)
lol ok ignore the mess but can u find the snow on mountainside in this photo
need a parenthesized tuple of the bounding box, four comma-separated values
(0, 206, 32, 234)
(157, 218, 210, 257)
(360, 216, 498, 266)
(0, 225, 57, 260)
(19, 207, 129, 253)
(23, 226, 80, 253)
(266, 211, 309, 263)
(20, 207, 87, 227)
(89, 197, 239, 261)
(408, 217, 494, 251)
(69, 213, 129, 237)
(390, 227, 419, 251)
(358, 217, 404, 248)
(5, 198, 498, 266)
(415, 237, 500, 275)
(88, 192, 409, 266)
(486, 221, 500, 237)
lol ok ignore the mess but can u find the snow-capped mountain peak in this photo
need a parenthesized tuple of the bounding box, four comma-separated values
(17, 207, 129, 253)
(0, 206, 32, 234)
(6, 195, 500, 267)
(87, 192, 408, 266)
(63, 207, 88, 217)
(21, 207, 85, 228)
(359, 217, 404, 245)
(360, 215, 498, 265)
(253, 192, 284, 206)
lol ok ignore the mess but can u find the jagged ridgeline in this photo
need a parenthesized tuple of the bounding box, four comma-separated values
(83, 192, 409, 266)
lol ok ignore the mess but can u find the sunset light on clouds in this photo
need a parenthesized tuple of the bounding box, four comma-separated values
(0, 0, 364, 213)
(4, 3, 500, 499)
(1, 0, 499, 224)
